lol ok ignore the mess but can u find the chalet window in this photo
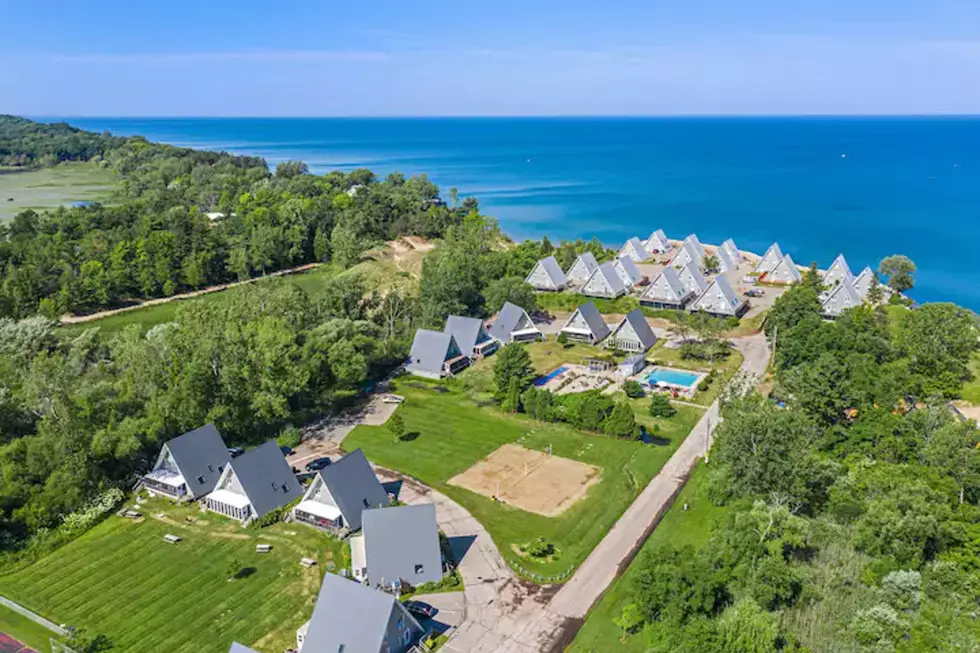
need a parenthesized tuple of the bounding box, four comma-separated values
(415, 564, 424, 575)
(197, 475, 206, 484)
(282, 484, 289, 493)
(362, 499, 369, 508)
(272, 482, 279, 491)
(208, 464, 213, 473)
(218, 465, 224, 473)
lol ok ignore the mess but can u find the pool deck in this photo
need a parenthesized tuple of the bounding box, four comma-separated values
(637, 364, 707, 398)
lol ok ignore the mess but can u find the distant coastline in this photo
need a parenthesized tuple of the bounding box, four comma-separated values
(55, 116, 980, 309)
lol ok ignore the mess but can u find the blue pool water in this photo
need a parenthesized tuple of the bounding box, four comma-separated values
(645, 368, 700, 388)
(535, 366, 568, 386)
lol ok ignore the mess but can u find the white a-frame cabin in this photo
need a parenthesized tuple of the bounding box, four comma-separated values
(715, 247, 737, 274)
(671, 241, 701, 269)
(755, 243, 783, 274)
(612, 256, 642, 288)
(720, 239, 740, 263)
(581, 262, 628, 299)
(559, 302, 611, 344)
(767, 254, 803, 284)
(525, 256, 567, 291)
(606, 308, 658, 353)
(618, 237, 651, 263)
(822, 279, 862, 318)
(644, 229, 670, 254)
(822, 254, 854, 290)
(677, 262, 709, 297)
(689, 276, 749, 318)
(640, 267, 694, 310)
(683, 234, 705, 258)
(565, 252, 599, 286)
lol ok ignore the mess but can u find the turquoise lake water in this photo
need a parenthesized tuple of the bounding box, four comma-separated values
(61, 117, 980, 309)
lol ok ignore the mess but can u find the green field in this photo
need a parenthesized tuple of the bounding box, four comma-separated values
(0, 604, 59, 651)
(0, 498, 349, 653)
(0, 163, 118, 220)
(568, 462, 728, 651)
(344, 381, 702, 580)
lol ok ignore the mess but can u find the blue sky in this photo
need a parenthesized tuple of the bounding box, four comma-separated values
(3, 0, 980, 116)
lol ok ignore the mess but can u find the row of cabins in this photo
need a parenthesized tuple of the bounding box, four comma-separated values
(525, 232, 750, 319)
(560, 303, 658, 354)
(406, 302, 543, 379)
(755, 244, 885, 317)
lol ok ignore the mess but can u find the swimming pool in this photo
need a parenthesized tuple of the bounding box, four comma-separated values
(534, 366, 568, 386)
(644, 367, 700, 389)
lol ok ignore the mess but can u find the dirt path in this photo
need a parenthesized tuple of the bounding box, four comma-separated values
(59, 262, 323, 325)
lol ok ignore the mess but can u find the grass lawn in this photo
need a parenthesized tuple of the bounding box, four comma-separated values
(568, 462, 729, 651)
(646, 341, 745, 406)
(0, 604, 59, 651)
(343, 381, 702, 580)
(0, 497, 349, 653)
(0, 162, 118, 220)
(62, 265, 341, 336)
(960, 352, 980, 405)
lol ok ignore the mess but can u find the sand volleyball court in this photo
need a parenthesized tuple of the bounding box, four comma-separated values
(449, 443, 601, 516)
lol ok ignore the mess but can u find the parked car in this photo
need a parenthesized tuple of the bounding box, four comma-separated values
(743, 288, 764, 298)
(403, 600, 437, 619)
(304, 457, 331, 472)
(382, 394, 405, 404)
(227, 446, 245, 458)
(279, 445, 293, 456)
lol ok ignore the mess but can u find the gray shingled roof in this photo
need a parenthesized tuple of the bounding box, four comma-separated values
(566, 302, 611, 340)
(408, 329, 461, 376)
(585, 262, 627, 297)
(488, 301, 534, 342)
(445, 315, 493, 354)
(539, 256, 568, 286)
(362, 503, 443, 586)
(572, 252, 598, 272)
(618, 309, 658, 350)
(319, 448, 390, 531)
(162, 424, 231, 499)
(230, 440, 302, 518)
(614, 256, 642, 284)
(302, 572, 419, 653)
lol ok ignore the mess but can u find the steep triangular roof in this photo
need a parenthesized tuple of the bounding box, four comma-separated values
(610, 309, 658, 351)
(683, 234, 705, 258)
(612, 256, 642, 286)
(690, 276, 743, 316)
(852, 266, 878, 299)
(582, 261, 627, 298)
(823, 254, 854, 289)
(313, 449, 390, 531)
(715, 247, 736, 274)
(156, 424, 231, 499)
(641, 267, 690, 303)
(408, 329, 463, 376)
(488, 302, 538, 342)
(644, 229, 670, 253)
(362, 503, 443, 586)
(618, 237, 650, 262)
(302, 573, 421, 653)
(524, 255, 567, 289)
(561, 302, 610, 341)
(721, 238, 740, 263)
(445, 315, 494, 353)
(821, 279, 862, 317)
(755, 243, 783, 274)
(677, 262, 709, 296)
(671, 241, 701, 268)
(565, 252, 599, 283)
(226, 440, 302, 518)
(768, 254, 803, 284)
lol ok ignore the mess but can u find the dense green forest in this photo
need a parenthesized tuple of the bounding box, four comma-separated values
(0, 117, 605, 551)
(611, 274, 980, 652)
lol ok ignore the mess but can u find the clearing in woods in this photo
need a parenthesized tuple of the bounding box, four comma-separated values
(449, 443, 601, 517)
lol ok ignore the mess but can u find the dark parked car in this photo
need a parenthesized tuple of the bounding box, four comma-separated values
(227, 447, 245, 458)
(279, 445, 293, 456)
(403, 600, 436, 619)
(304, 457, 332, 472)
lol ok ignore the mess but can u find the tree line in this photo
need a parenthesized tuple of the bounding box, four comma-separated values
(610, 270, 980, 651)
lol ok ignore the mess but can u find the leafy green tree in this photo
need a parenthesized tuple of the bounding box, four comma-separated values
(614, 603, 644, 642)
(879, 254, 917, 292)
(922, 420, 980, 504)
(503, 377, 522, 413)
(897, 303, 978, 396)
(577, 392, 615, 431)
(604, 402, 638, 439)
(649, 393, 677, 418)
(388, 412, 406, 443)
(764, 284, 822, 340)
(717, 599, 781, 653)
(494, 345, 535, 397)
(630, 544, 729, 624)
(703, 254, 720, 274)
(484, 276, 538, 313)
(622, 380, 645, 398)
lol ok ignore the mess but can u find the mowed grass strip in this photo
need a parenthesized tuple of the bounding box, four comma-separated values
(568, 462, 729, 651)
(0, 508, 347, 653)
(344, 382, 701, 578)
(0, 604, 58, 651)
